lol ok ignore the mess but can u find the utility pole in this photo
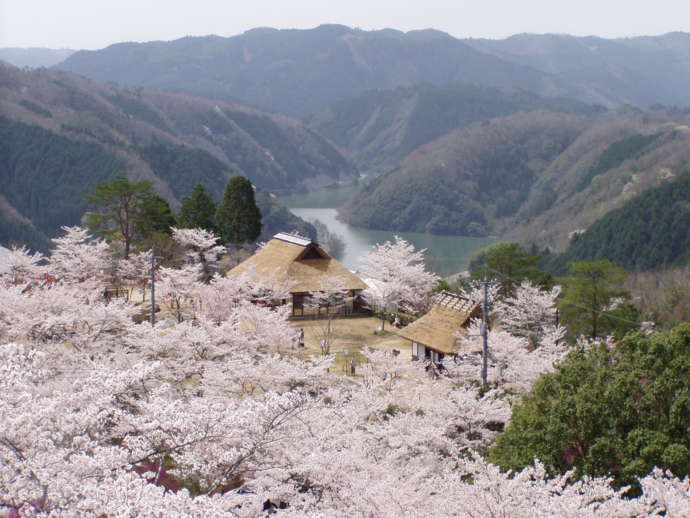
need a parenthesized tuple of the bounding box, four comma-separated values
(481, 275, 490, 387)
(149, 250, 162, 327)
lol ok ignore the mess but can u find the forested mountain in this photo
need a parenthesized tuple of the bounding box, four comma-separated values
(0, 117, 123, 249)
(55, 25, 573, 118)
(342, 107, 690, 252)
(341, 111, 587, 236)
(0, 63, 350, 248)
(466, 32, 690, 108)
(0, 47, 76, 68)
(56, 26, 690, 119)
(310, 83, 602, 173)
(546, 173, 690, 272)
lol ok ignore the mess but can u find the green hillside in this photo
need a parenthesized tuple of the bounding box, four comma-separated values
(341, 107, 690, 252)
(0, 117, 123, 239)
(0, 212, 51, 251)
(0, 62, 354, 194)
(548, 173, 690, 272)
(0, 63, 340, 249)
(340, 111, 588, 235)
(137, 142, 231, 199)
(310, 83, 602, 173)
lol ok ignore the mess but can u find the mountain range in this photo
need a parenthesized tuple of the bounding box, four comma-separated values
(53, 25, 575, 118)
(3, 25, 690, 267)
(309, 82, 602, 174)
(54, 26, 690, 118)
(466, 32, 690, 108)
(0, 62, 349, 248)
(0, 47, 76, 68)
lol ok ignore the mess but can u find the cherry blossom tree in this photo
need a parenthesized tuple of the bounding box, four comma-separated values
(158, 264, 202, 323)
(1, 246, 44, 286)
(171, 226, 225, 279)
(114, 249, 151, 300)
(495, 281, 561, 345)
(304, 277, 352, 355)
(47, 226, 111, 289)
(2, 225, 688, 517)
(360, 236, 439, 329)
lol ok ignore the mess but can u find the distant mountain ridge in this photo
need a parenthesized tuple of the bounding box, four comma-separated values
(465, 32, 690, 108)
(0, 47, 76, 68)
(55, 25, 572, 117)
(55, 25, 690, 118)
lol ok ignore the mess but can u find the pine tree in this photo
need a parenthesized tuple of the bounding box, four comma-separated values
(135, 193, 176, 237)
(558, 259, 630, 340)
(178, 184, 217, 232)
(470, 242, 552, 298)
(84, 175, 154, 258)
(215, 177, 262, 245)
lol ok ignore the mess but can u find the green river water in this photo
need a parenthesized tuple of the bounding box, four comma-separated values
(287, 206, 495, 277)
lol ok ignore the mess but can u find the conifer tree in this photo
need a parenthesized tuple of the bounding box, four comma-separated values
(135, 193, 176, 237)
(178, 184, 217, 232)
(470, 242, 552, 298)
(215, 176, 262, 245)
(84, 175, 154, 258)
(559, 259, 629, 339)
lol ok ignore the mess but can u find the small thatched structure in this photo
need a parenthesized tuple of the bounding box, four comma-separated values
(397, 291, 480, 363)
(227, 232, 367, 318)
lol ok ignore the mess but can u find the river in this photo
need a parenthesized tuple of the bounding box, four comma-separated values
(288, 207, 495, 278)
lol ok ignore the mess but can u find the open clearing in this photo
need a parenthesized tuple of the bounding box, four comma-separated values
(289, 317, 411, 374)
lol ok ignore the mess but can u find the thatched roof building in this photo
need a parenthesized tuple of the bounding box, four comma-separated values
(397, 291, 480, 362)
(227, 232, 367, 317)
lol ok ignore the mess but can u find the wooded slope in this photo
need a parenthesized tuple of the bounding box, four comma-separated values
(342, 107, 690, 252)
(310, 83, 602, 174)
(0, 63, 344, 247)
(547, 173, 690, 272)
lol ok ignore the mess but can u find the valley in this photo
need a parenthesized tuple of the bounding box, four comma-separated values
(1, 13, 689, 517)
(2, 25, 689, 272)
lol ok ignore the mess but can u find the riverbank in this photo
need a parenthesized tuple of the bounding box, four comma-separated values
(289, 207, 495, 277)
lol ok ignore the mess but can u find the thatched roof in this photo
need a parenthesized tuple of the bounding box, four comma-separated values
(227, 233, 367, 293)
(397, 292, 479, 354)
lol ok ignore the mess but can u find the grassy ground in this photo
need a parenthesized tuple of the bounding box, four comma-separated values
(289, 317, 411, 374)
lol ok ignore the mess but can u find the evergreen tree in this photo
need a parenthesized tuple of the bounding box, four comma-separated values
(559, 259, 631, 340)
(84, 175, 154, 258)
(547, 172, 690, 273)
(470, 242, 552, 298)
(215, 177, 262, 245)
(135, 193, 176, 237)
(178, 184, 217, 232)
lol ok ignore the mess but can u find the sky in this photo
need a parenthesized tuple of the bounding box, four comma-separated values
(2, 0, 690, 50)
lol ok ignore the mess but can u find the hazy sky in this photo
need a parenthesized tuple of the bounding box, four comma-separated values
(2, 0, 690, 49)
